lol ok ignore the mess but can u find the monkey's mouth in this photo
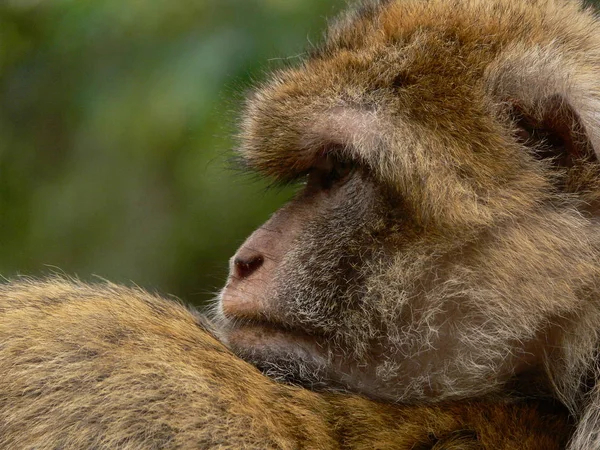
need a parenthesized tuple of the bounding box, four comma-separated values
(222, 318, 330, 366)
(223, 319, 385, 396)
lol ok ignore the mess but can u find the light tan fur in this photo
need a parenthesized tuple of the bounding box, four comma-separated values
(0, 278, 572, 449)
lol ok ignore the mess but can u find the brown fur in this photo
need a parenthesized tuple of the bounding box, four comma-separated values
(215, 0, 600, 448)
(0, 278, 572, 449)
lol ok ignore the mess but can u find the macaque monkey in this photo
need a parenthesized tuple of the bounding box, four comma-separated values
(1, 0, 598, 447)
(0, 279, 572, 449)
(215, 0, 600, 448)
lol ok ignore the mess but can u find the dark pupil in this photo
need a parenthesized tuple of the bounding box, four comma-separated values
(320, 158, 352, 189)
(332, 160, 352, 180)
(305, 155, 354, 192)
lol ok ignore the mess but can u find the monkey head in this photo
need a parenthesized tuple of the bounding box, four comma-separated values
(217, 0, 600, 405)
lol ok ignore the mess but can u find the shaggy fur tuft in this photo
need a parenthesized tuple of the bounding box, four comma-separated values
(0, 278, 572, 448)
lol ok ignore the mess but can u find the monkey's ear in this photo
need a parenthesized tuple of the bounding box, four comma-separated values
(509, 95, 596, 169)
(487, 46, 600, 169)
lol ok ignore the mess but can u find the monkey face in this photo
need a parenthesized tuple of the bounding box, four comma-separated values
(217, 0, 600, 402)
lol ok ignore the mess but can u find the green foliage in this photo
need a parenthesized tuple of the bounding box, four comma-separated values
(0, 0, 344, 305)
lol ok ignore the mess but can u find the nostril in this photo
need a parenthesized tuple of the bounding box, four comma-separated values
(233, 254, 264, 279)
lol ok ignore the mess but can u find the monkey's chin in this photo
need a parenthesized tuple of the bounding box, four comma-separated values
(223, 322, 341, 388)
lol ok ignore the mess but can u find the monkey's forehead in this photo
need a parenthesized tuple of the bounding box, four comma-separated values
(320, 0, 594, 58)
(237, 0, 599, 195)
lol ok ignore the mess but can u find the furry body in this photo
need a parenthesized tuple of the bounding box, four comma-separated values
(0, 279, 571, 449)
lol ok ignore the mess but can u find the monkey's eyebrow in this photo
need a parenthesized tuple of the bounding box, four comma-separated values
(233, 143, 358, 187)
(228, 151, 307, 187)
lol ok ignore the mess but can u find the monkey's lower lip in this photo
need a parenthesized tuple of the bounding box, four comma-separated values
(224, 320, 328, 360)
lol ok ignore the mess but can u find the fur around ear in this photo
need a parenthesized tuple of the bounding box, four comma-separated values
(484, 36, 600, 450)
(485, 44, 600, 163)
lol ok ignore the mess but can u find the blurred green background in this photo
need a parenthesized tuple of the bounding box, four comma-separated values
(0, 0, 345, 306)
(1, 0, 598, 307)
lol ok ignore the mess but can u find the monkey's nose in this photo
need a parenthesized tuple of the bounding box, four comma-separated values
(233, 253, 264, 279)
(221, 251, 265, 319)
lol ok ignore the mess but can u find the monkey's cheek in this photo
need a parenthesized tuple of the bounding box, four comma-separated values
(225, 324, 329, 366)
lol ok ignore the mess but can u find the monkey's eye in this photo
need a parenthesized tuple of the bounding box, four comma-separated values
(306, 154, 355, 191)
